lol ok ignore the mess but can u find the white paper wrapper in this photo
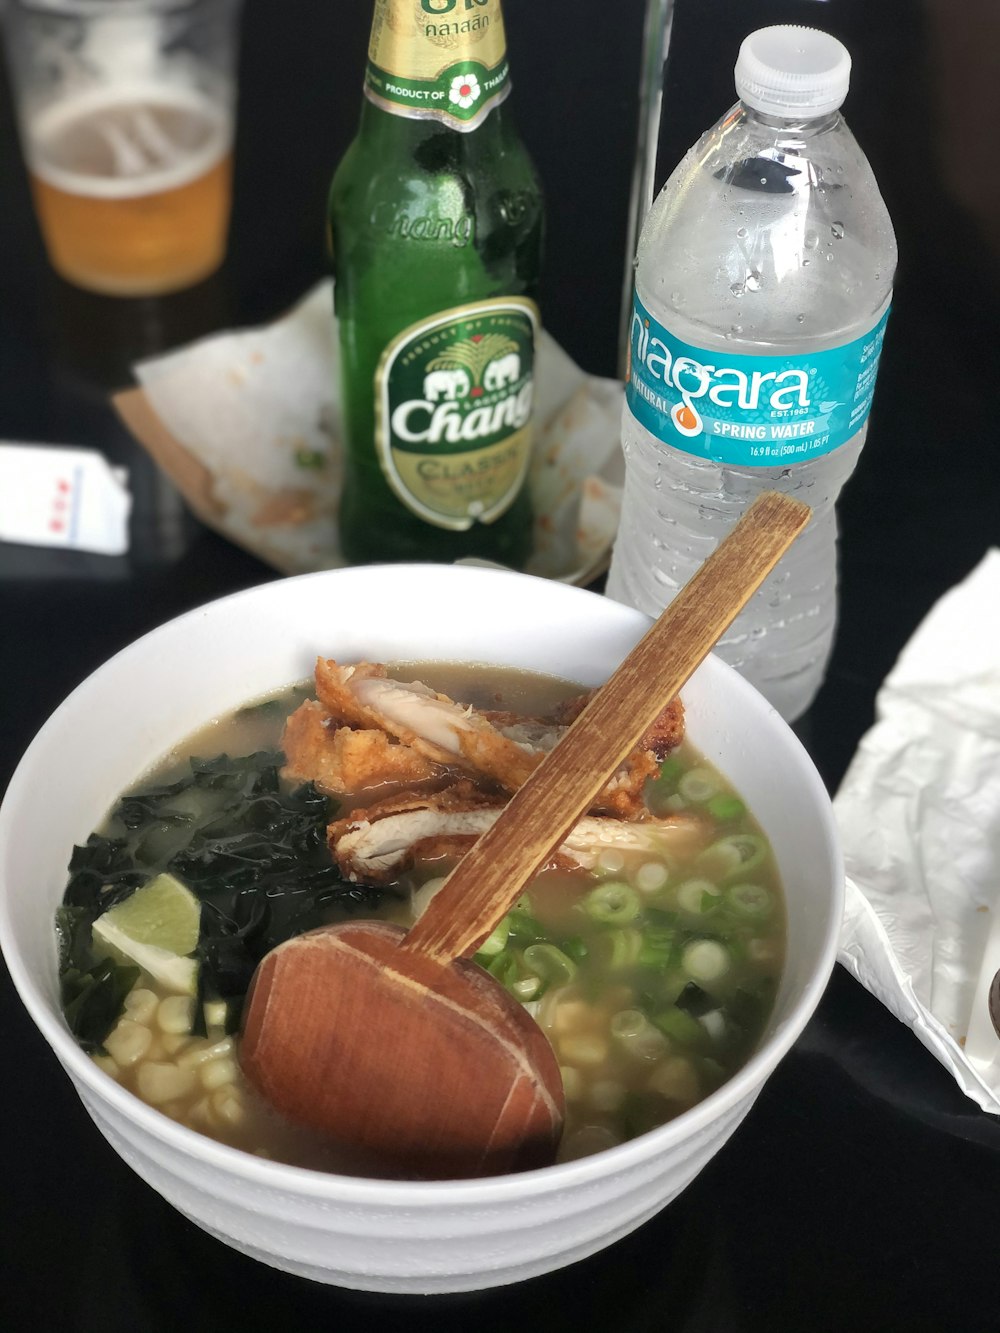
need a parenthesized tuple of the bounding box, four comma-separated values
(124, 281, 624, 584)
(835, 548, 1000, 1112)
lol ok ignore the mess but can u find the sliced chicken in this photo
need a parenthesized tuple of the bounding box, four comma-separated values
(329, 781, 705, 885)
(280, 699, 446, 797)
(329, 781, 504, 883)
(315, 659, 539, 788)
(314, 659, 682, 818)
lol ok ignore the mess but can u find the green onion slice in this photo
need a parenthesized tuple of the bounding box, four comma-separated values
(707, 794, 746, 821)
(676, 878, 722, 915)
(487, 951, 519, 989)
(604, 926, 643, 970)
(696, 833, 767, 882)
(725, 882, 773, 918)
(681, 938, 731, 983)
(511, 976, 542, 1002)
(678, 768, 722, 802)
(476, 917, 510, 957)
(652, 1005, 705, 1049)
(582, 881, 641, 925)
(522, 943, 577, 988)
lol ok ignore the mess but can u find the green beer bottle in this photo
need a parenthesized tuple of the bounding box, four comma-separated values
(329, 0, 544, 568)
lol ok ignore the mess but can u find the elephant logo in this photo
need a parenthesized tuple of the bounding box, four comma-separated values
(483, 352, 521, 391)
(423, 367, 471, 401)
(424, 332, 522, 399)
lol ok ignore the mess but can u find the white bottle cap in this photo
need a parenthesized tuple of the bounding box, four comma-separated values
(735, 26, 851, 118)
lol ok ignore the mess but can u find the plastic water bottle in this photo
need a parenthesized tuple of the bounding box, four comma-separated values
(606, 25, 897, 721)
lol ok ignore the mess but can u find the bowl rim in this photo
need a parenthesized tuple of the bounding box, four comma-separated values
(0, 563, 844, 1203)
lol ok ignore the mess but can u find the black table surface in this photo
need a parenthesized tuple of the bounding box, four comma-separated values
(2, 2, 1000, 1330)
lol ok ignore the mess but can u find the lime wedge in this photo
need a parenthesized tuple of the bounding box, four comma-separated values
(92, 873, 201, 995)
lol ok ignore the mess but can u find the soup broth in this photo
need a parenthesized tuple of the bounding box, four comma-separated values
(57, 663, 785, 1174)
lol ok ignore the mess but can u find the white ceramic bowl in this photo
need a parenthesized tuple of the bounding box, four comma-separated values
(0, 564, 842, 1294)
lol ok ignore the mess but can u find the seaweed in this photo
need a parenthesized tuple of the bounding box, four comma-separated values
(56, 906, 140, 1051)
(56, 749, 402, 1040)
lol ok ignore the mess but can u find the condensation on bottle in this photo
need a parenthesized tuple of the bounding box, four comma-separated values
(606, 25, 897, 721)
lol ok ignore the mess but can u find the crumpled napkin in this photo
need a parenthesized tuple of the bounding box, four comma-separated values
(115, 281, 624, 585)
(835, 548, 1000, 1112)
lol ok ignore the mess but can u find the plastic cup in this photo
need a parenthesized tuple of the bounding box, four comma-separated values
(1, 0, 241, 296)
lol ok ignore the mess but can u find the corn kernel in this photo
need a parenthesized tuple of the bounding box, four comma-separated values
(189, 1097, 214, 1127)
(559, 1035, 609, 1067)
(104, 1019, 153, 1069)
(648, 1056, 700, 1104)
(157, 995, 196, 1035)
(199, 1057, 239, 1091)
(123, 988, 159, 1025)
(177, 1036, 234, 1070)
(136, 1061, 198, 1105)
(559, 1065, 584, 1102)
(211, 1088, 245, 1127)
(161, 1033, 191, 1056)
(589, 1079, 626, 1113)
(551, 1000, 589, 1035)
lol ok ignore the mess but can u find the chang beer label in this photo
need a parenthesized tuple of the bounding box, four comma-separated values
(626, 291, 892, 467)
(365, 0, 511, 132)
(375, 297, 537, 530)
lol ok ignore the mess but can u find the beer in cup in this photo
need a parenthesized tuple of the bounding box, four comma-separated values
(2, 0, 240, 297)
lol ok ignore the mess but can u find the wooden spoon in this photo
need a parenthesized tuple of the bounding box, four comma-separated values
(239, 492, 811, 1179)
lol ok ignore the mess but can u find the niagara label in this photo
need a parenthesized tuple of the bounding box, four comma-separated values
(374, 297, 537, 529)
(366, 0, 510, 130)
(626, 292, 891, 467)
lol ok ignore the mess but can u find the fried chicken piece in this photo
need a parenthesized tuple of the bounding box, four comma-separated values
(591, 749, 660, 819)
(329, 779, 706, 885)
(316, 659, 542, 788)
(639, 698, 686, 760)
(328, 780, 504, 883)
(554, 691, 685, 760)
(313, 659, 675, 818)
(281, 699, 445, 796)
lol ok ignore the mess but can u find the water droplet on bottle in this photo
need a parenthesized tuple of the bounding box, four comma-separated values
(745, 273, 760, 292)
(796, 314, 804, 323)
(730, 281, 745, 297)
(802, 258, 810, 266)
(759, 177, 768, 186)
(874, 271, 881, 281)
(729, 323, 743, 336)
(831, 222, 845, 240)
(736, 226, 747, 238)
(804, 230, 819, 250)
(825, 253, 833, 262)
